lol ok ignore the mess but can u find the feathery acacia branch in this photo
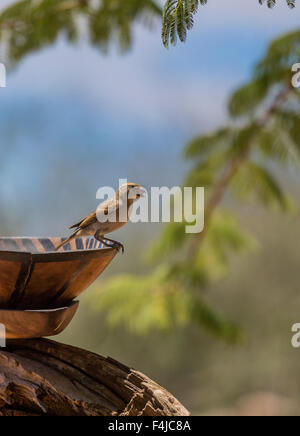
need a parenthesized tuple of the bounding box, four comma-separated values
(162, 0, 297, 48)
(92, 29, 300, 336)
(187, 84, 293, 259)
(0, 0, 297, 59)
(259, 0, 296, 8)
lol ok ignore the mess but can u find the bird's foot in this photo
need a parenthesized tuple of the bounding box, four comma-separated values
(113, 241, 124, 254)
(98, 235, 124, 254)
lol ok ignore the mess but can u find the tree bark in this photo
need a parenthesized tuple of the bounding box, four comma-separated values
(0, 338, 190, 416)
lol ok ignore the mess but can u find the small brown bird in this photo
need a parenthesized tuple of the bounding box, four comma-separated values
(55, 182, 145, 252)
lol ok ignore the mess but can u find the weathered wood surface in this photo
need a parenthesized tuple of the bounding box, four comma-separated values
(0, 339, 190, 416)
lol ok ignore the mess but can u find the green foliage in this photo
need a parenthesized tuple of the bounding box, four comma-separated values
(87, 265, 241, 342)
(183, 128, 236, 189)
(184, 119, 299, 211)
(89, 30, 300, 338)
(147, 210, 255, 267)
(0, 0, 297, 59)
(162, 0, 207, 48)
(184, 211, 257, 285)
(200, 212, 256, 271)
(228, 79, 269, 118)
(0, 0, 161, 65)
(184, 127, 234, 159)
(146, 221, 188, 263)
(259, 0, 296, 7)
(231, 161, 292, 210)
(229, 30, 300, 118)
(257, 119, 300, 168)
(162, 0, 296, 48)
(184, 116, 299, 212)
(184, 152, 227, 188)
(89, 210, 254, 340)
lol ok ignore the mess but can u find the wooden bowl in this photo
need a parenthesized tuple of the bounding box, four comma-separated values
(0, 237, 117, 310)
(0, 301, 79, 339)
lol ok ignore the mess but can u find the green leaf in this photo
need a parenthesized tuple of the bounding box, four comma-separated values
(275, 110, 300, 159)
(162, 0, 296, 49)
(228, 79, 269, 118)
(192, 211, 257, 282)
(231, 161, 291, 210)
(162, 0, 207, 49)
(146, 221, 188, 263)
(87, 268, 242, 341)
(184, 150, 229, 188)
(187, 295, 242, 343)
(256, 122, 300, 168)
(229, 30, 300, 117)
(184, 127, 234, 159)
(163, 211, 256, 287)
(228, 123, 258, 157)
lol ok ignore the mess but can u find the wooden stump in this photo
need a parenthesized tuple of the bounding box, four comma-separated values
(0, 339, 190, 416)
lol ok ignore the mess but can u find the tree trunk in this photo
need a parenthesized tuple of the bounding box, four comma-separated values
(0, 338, 190, 416)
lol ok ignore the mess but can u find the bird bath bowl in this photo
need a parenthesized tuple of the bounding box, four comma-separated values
(0, 237, 117, 339)
(0, 301, 79, 339)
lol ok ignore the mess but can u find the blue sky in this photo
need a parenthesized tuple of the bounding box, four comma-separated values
(0, 0, 299, 235)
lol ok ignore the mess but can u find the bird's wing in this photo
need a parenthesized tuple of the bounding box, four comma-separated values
(69, 211, 97, 229)
(69, 220, 84, 229)
(69, 197, 119, 229)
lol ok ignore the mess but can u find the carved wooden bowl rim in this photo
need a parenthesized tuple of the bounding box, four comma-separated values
(0, 237, 117, 259)
(0, 237, 118, 313)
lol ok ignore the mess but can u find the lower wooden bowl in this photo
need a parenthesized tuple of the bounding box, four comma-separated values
(0, 301, 79, 339)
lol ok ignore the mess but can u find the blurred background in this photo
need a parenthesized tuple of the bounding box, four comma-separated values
(0, 0, 300, 415)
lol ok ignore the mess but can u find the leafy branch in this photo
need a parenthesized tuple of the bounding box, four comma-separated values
(162, 0, 207, 48)
(0, 0, 162, 65)
(0, 0, 297, 61)
(162, 0, 297, 48)
(187, 83, 293, 259)
(90, 29, 300, 338)
(259, 0, 296, 8)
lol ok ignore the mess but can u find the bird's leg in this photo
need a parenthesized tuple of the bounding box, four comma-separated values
(94, 231, 110, 248)
(94, 231, 124, 253)
(98, 237, 114, 250)
(103, 236, 125, 254)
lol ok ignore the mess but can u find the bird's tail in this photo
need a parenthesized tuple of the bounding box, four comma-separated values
(55, 231, 78, 251)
